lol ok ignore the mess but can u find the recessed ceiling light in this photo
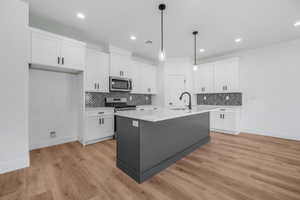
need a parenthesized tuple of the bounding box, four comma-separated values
(199, 48, 205, 53)
(130, 35, 137, 41)
(235, 38, 243, 43)
(77, 13, 85, 20)
(294, 21, 300, 27)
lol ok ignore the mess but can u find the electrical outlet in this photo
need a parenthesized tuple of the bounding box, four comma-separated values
(50, 131, 56, 138)
(129, 96, 133, 101)
(226, 96, 230, 101)
(146, 96, 149, 100)
(132, 120, 139, 127)
(204, 96, 207, 100)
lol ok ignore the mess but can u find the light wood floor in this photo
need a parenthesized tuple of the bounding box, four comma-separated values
(1, 132, 300, 200)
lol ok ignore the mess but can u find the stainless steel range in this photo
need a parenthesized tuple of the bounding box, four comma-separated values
(105, 97, 136, 132)
(105, 97, 136, 112)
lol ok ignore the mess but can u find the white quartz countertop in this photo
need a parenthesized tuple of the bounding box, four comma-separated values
(115, 105, 221, 122)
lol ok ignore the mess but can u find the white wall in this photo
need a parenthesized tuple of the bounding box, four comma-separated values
(0, 0, 30, 174)
(201, 39, 300, 141)
(152, 58, 197, 107)
(29, 69, 82, 149)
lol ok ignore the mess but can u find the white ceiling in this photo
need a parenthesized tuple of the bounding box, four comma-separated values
(28, 0, 300, 61)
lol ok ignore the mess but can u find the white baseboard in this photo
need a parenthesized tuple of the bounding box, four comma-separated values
(30, 136, 78, 150)
(210, 128, 240, 135)
(0, 155, 29, 174)
(240, 128, 300, 141)
(81, 136, 114, 146)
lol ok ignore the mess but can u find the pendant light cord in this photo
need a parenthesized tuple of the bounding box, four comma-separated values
(161, 10, 164, 52)
(194, 33, 196, 65)
(193, 31, 198, 66)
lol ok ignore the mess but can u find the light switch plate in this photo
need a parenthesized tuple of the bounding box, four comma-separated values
(132, 120, 139, 127)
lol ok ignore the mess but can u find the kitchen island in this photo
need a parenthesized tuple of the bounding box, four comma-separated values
(115, 106, 219, 183)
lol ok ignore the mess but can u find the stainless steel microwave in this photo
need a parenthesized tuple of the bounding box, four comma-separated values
(109, 76, 132, 92)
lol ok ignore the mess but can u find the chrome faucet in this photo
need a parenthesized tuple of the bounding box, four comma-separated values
(179, 91, 192, 110)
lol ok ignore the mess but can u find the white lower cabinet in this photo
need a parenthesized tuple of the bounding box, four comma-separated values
(210, 108, 240, 134)
(83, 109, 114, 145)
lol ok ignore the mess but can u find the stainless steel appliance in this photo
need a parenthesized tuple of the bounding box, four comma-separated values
(105, 97, 136, 132)
(105, 97, 136, 111)
(109, 76, 132, 92)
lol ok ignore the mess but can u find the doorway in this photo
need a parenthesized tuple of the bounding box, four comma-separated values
(165, 74, 187, 107)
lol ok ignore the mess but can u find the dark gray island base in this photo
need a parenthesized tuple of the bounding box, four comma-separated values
(116, 112, 210, 183)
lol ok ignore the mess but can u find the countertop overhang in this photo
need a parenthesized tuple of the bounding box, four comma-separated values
(115, 105, 221, 122)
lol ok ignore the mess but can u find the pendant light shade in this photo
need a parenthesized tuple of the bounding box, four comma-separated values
(192, 31, 198, 71)
(158, 4, 166, 61)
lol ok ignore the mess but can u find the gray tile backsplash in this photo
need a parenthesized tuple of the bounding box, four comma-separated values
(197, 93, 242, 106)
(85, 92, 152, 107)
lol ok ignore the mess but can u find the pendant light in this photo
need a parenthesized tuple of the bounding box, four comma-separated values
(192, 31, 198, 71)
(158, 4, 166, 61)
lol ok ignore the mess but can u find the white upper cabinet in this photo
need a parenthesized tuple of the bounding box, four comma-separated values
(142, 64, 157, 94)
(85, 49, 109, 92)
(214, 58, 239, 93)
(193, 63, 214, 93)
(193, 57, 239, 93)
(61, 39, 86, 70)
(130, 61, 157, 94)
(30, 28, 86, 71)
(109, 53, 132, 77)
(31, 31, 61, 67)
(131, 61, 142, 93)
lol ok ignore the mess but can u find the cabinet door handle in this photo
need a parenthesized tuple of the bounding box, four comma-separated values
(222, 114, 225, 119)
(102, 118, 104, 124)
(97, 83, 99, 89)
(220, 114, 222, 119)
(99, 118, 102, 124)
(57, 57, 60, 64)
(94, 83, 97, 89)
(62, 57, 64, 65)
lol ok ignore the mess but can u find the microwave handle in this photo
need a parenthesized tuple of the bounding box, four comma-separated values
(129, 79, 133, 90)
